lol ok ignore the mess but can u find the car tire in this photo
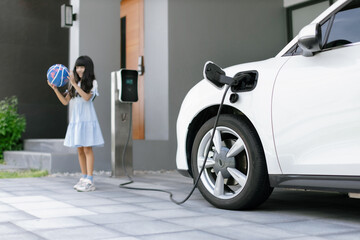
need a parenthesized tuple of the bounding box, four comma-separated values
(191, 114, 273, 210)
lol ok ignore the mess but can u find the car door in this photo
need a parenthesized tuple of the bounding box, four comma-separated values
(272, 0, 360, 175)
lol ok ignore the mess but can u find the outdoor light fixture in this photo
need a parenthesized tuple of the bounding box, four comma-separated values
(61, 4, 77, 28)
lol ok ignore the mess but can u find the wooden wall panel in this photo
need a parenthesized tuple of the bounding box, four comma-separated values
(120, 0, 144, 139)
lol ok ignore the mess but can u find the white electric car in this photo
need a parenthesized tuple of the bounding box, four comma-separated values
(176, 0, 360, 209)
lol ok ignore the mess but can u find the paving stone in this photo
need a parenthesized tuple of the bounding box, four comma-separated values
(47, 192, 96, 201)
(11, 191, 61, 197)
(86, 203, 147, 214)
(64, 197, 120, 207)
(11, 200, 74, 211)
(0, 191, 14, 198)
(36, 225, 123, 240)
(78, 212, 154, 225)
(206, 223, 305, 240)
(319, 217, 360, 229)
(24, 207, 96, 218)
(0, 203, 18, 212)
(287, 236, 331, 240)
(164, 215, 241, 229)
(14, 217, 93, 231)
(0, 195, 51, 204)
(0, 222, 27, 235)
(1, 232, 45, 240)
(0, 211, 35, 222)
(118, 186, 172, 200)
(321, 231, 360, 240)
(139, 230, 230, 240)
(104, 237, 140, 240)
(221, 210, 313, 224)
(268, 219, 358, 236)
(114, 196, 161, 204)
(107, 220, 191, 236)
(137, 208, 204, 219)
(180, 199, 214, 208)
(90, 191, 137, 199)
(135, 201, 184, 210)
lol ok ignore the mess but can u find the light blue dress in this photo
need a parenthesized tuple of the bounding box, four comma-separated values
(64, 80, 104, 148)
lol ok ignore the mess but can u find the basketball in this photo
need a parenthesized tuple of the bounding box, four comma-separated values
(47, 64, 69, 87)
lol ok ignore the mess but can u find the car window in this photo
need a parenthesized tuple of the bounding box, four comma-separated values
(283, 0, 360, 57)
(323, 0, 360, 49)
(320, 19, 330, 45)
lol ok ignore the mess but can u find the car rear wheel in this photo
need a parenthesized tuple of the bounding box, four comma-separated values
(191, 114, 273, 210)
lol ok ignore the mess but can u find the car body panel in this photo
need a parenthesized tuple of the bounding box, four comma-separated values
(176, 58, 290, 175)
(273, 43, 360, 175)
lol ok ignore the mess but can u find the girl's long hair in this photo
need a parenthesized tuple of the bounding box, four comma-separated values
(68, 56, 96, 98)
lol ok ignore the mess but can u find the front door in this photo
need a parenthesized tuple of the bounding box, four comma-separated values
(272, 1, 360, 175)
(120, 0, 144, 139)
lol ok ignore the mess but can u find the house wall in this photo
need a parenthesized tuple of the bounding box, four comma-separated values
(132, 0, 169, 170)
(133, 0, 287, 170)
(0, 0, 69, 139)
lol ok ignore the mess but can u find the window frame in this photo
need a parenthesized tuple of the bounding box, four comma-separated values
(323, 3, 360, 49)
(284, 0, 359, 56)
(286, 0, 335, 42)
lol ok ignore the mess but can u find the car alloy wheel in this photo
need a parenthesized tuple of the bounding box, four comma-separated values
(191, 114, 272, 210)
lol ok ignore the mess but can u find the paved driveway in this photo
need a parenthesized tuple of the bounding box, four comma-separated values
(0, 171, 359, 240)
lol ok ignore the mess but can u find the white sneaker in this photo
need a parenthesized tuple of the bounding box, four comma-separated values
(73, 178, 85, 190)
(76, 178, 96, 192)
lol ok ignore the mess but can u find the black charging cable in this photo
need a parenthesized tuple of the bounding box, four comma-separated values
(119, 84, 232, 205)
(119, 103, 134, 185)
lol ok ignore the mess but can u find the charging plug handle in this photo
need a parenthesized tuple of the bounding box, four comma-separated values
(219, 75, 236, 86)
(204, 62, 226, 87)
(204, 62, 236, 87)
(204, 62, 257, 91)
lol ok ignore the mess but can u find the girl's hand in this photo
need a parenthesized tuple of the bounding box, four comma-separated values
(68, 71, 76, 86)
(47, 80, 57, 90)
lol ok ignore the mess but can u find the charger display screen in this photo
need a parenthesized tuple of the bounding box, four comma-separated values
(120, 70, 138, 102)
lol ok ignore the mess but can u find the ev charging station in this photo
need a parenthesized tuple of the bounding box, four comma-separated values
(111, 69, 138, 177)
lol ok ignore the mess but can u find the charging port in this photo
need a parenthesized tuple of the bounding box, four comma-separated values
(231, 70, 258, 92)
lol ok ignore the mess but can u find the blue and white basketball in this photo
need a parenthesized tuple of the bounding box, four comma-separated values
(47, 64, 69, 87)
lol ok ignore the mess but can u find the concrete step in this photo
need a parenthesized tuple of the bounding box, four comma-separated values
(4, 151, 80, 174)
(24, 139, 77, 154)
(0, 164, 28, 172)
(4, 151, 51, 171)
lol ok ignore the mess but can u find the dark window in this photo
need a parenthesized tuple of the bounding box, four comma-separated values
(121, 17, 126, 68)
(324, 0, 360, 49)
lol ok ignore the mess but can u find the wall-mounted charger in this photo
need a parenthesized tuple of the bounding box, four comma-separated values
(116, 69, 138, 103)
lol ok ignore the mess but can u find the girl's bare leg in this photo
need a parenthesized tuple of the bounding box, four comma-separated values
(83, 147, 94, 177)
(77, 147, 87, 175)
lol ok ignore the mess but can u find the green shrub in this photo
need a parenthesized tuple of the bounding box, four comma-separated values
(0, 96, 26, 162)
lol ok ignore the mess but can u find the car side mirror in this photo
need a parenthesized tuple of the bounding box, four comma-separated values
(297, 23, 322, 57)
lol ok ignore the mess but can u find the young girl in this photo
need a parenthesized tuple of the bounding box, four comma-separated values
(48, 55, 104, 192)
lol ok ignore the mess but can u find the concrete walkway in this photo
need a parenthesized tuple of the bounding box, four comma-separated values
(0, 171, 360, 240)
